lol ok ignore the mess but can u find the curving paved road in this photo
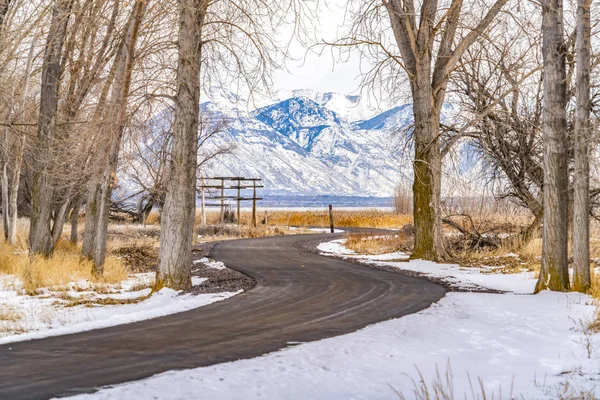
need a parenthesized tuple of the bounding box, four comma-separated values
(0, 233, 446, 400)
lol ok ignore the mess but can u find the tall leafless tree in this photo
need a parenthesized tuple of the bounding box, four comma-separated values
(330, 0, 508, 261)
(82, 0, 147, 274)
(29, 0, 73, 255)
(572, 0, 592, 293)
(156, 0, 207, 290)
(536, 0, 570, 292)
(156, 0, 309, 289)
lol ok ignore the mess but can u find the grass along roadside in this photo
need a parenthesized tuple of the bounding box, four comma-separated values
(0, 240, 129, 295)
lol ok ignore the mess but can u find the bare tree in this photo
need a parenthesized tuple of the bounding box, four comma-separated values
(29, 0, 73, 255)
(572, 0, 592, 293)
(536, 0, 570, 292)
(82, 0, 147, 274)
(449, 12, 546, 243)
(330, 0, 508, 261)
(4, 31, 38, 244)
(156, 0, 207, 290)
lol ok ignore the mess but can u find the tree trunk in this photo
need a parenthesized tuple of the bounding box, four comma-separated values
(69, 195, 82, 243)
(29, 0, 73, 256)
(157, 0, 206, 290)
(1, 161, 8, 240)
(136, 196, 154, 225)
(51, 199, 70, 245)
(572, 0, 591, 293)
(82, 0, 146, 274)
(7, 28, 38, 245)
(410, 73, 448, 261)
(1, 89, 13, 240)
(0, 0, 11, 30)
(536, 0, 570, 292)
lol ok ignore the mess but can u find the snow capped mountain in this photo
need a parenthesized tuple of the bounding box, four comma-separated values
(356, 105, 413, 131)
(254, 97, 343, 150)
(277, 89, 381, 121)
(200, 91, 415, 197)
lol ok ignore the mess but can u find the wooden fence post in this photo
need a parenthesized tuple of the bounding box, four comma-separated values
(328, 204, 334, 233)
(252, 180, 257, 228)
(219, 178, 225, 224)
(236, 180, 241, 228)
(200, 176, 206, 225)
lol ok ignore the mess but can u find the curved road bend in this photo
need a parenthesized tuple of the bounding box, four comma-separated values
(0, 233, 446, 400)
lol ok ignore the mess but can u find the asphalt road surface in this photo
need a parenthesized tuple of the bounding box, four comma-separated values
(0, 233, 446, 399)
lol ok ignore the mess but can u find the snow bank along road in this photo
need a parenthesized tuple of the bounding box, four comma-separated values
(0, 233, 446, 400)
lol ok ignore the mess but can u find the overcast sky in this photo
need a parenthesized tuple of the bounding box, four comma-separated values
(272, 1, 364, 95)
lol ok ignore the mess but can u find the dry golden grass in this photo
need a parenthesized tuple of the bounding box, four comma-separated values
(345, 233, 410, 255)
(144, 211, 160, 225)
(196, 224, 313, 242)
(0, 303, 22, 322)
(266, 209, 412, 229)
(54, 292, 150, 308)
(190, 209, 412, 229)
(0, 238, 129, 295)
(0, 303, 26, 335)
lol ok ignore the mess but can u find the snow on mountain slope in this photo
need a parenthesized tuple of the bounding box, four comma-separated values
(278, 89, 381, 121)
(201, 94, 414, 197)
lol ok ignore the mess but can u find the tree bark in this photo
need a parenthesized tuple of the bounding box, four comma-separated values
(572, 0, 591, 293)
(411, 77, 448, 260)
(1, 102, 10, 240)
(536, 0, 570, 292)
(29, 0, 73, 256)
(69, 195, 82, 243)
(51, 199, 70, 244)
(157, 0, 207, 290)
(82, 0, 146, 274)
(1, 159, 8, 240)
(6, 30, 37, 245)
(0, 0, 11, 30)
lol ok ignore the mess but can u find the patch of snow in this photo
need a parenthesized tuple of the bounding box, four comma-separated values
(288, 227, 344, 233)
(66, 291, 600, 400)
(194, 257, 226, 270)
(0, 273, 238, 345)
(316, 239, 355, 255)
(318, 239, 536, 293)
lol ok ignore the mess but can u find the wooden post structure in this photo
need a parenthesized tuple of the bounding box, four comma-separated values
(201, 177, 263, 226)
(200, 176, 206, 225)
(219, 178, 225, 224)
(252, 180, 257, 228)
(328, 204, 334, 233)
(236, 179, 241, 228)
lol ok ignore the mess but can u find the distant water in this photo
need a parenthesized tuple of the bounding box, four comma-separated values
(260, 195, 394, 208)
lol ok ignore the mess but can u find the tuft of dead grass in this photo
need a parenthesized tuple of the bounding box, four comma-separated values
(345, 233, 411, 255)
(0, 303, 22, 322)
(0, 303, 26, 335)
(54, 293, 150, 308)
(111, 244, 158, 273)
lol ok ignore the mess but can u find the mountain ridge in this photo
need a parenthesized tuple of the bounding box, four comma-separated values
(200, 91, 414, 197)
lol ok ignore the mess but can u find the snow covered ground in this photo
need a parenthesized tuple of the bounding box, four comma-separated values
(318, 238, 538, 293)
(66, 239, 600, 400)
(0, 272, 239, 345)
